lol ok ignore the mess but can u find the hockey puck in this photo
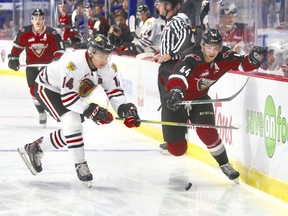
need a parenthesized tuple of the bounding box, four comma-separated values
(185, 182, 192, 191)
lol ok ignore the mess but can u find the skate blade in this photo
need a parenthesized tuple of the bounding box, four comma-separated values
(233, 178, 240, 184)
(17, 148, 38, 176)
(82, 181, 92, 188)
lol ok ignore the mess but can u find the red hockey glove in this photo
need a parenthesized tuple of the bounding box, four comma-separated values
(118, 103, 141, 128)
(8, 54, 20, 71)
(248, 46, 268, 66)
(163, 88, 184, 111)
(83, 103, 113, 125)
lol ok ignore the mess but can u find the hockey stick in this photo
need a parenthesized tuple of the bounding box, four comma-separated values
(176, 78, 249, 105)
(129, 15, 141, 39)
(20, 64, 48, 67)
(116, 117, 239, 129)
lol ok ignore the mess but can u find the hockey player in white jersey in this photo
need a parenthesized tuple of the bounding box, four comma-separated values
(136, 4, 162, 52)
(17, 35, 141, 186)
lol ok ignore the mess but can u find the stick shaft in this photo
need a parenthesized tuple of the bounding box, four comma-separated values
(115, 117, 238, 130)
(176, 78, 249, 105)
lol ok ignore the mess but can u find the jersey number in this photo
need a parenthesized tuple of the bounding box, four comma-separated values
(179, 66, 191, 77)
(62, 77, 74, 89)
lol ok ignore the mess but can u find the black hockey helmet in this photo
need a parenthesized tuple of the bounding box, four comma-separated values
(137, 4, 149, 13)
(201, 28, 222, 46)
(31, 8, 45, 17)
(220, 2, 237, 16)
(87, 35, 113, 55)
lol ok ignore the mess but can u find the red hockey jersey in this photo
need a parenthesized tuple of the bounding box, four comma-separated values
(10, 25, 65, 64)
(166, 45, 258, 100)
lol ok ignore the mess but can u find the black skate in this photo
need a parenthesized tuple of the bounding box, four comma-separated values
(220, 163, 240, 184)
(75, 161, 93, 187)
(159, 143, 170, 155)
(18, 143, 43, 175)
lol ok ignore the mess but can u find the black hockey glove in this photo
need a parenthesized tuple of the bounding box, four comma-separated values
(8, 54, 20, 71)
(163, 88, 184, 111)
(118, 103, 141, 128)
(83, 103, 113, 125)
(248, 46, 268, 66)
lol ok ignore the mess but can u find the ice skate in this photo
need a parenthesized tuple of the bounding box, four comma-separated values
(159, 143, 170, 155)
(75, 161, 93, 188)
(18, 143, 43, 176)
(39, 112, 47, 127)
(220, 163, 240, 184)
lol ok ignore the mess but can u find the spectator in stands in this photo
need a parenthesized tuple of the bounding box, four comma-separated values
(217, 2, 254, 54)
(134, 4, 162, 53)
(260, 43, 288, 77)
(58, 0, 72, 43)
(95, 3, 110, 36)
(108, 11, 133, 48)
(180, 0, 202, 26)
(85, 2, 109, 38)
(71, 1, 85, 37)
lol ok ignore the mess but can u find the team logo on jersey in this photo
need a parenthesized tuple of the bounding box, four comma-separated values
(66, 62, 77, 71)
(111, 63, 117, 73)
(223, 50, 232, 58)
(79, 78, 96, 98)
(196, 78, 215, 91)
(200, 70, 209, 77)
(28, 37, 35, 42)
(146, 21, 152, 26)
(30, 43, 48, 57)
(185, 54, 201, 61)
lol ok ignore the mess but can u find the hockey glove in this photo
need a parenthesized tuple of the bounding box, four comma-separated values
(248, 46, 268, 66)
(8, 54, 20, 71)
(164, 88, 184, 111)
(118, 103, 141, 128)
(83, 103, 113, 125)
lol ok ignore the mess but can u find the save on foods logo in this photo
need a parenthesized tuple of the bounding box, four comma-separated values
(246, 96, 287, 158)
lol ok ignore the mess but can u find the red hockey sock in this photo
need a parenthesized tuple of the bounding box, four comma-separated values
(167, 140, 187, 156)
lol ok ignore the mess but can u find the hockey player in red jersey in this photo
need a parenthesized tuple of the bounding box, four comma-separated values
(161, 28, 267, 182)
(8, 8, 65, 126)
(58, 0, 72, 42)
(17, 35, 140, 186)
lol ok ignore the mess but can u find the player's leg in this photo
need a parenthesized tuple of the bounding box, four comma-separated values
(191, 101, 239, 182)
(36, 84, 93, 182)
(161, 106, 188, 156)
(18, 85, 67, 175)
(60, 111, 93, 182)
(26, 67, 47, 125)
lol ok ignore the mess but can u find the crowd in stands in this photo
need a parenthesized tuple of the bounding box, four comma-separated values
(1, 0, 288, 76)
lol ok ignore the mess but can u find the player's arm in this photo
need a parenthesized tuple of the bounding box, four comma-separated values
(50, 29, 66, 61)
(101, 63, 140, 128)
(228, 46, 267, 71)
(60, 67, 113, 125)
(164, 58, 193, 111)
(8, 28, 26, 71)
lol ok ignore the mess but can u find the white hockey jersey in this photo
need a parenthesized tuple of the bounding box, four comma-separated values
(36, 49, 127, 114)
(138, 17, 162, 50)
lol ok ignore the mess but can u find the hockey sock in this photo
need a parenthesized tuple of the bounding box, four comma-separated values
(207, 142, 229, 166)
(39, 129, 67, 151)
